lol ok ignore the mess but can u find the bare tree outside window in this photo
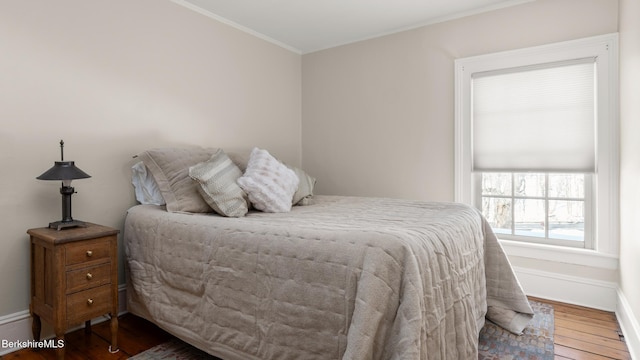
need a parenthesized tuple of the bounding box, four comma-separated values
(481, 173, 585, 242)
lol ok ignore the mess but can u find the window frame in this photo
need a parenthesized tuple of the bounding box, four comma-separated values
(454, 33, 619, 268)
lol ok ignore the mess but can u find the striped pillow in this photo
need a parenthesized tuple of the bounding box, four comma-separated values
(189, 149, 249, 217)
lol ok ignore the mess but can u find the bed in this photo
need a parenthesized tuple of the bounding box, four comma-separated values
(124, 147, 533, 360)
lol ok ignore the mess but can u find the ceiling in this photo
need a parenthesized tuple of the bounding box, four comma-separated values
(172, 0, 533, 54)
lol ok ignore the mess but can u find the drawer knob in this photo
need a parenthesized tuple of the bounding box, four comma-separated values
(86, 273, 93, 280)
(86, 250, 93, 257)
(87, 299, 94, 305)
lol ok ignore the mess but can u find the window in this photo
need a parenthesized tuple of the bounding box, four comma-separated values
(472, 58, 595, 248)
(479, 172, 591, 248)
(455, 34, 618, 257)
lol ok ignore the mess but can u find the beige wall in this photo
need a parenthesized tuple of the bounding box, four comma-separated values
(0, 0, 301, 316)
(302, 0, 617, 201)
(619, 0, 640, 341)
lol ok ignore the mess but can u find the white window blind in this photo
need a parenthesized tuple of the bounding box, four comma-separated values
(472, 58, 596, 172)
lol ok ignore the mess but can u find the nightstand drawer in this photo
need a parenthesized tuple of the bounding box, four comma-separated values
(66, 263, 111, 294)
(65, 238, 111, 266)
(66, 285, 112, 325)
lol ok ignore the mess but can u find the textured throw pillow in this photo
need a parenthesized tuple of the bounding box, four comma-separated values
(137, 147, 217, 213)
(289, 166, 316, 206)
(189, 149, 249, 217)
(237, 148, 299, 213)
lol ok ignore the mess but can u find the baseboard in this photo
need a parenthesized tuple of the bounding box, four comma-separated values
(512, 266, 618, 311)
(0, 285, 128, 356)
(0, 310, 32, 356)
(616, 289, 640, 360)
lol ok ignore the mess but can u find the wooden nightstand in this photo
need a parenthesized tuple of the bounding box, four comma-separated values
(28, 223, 119, 360)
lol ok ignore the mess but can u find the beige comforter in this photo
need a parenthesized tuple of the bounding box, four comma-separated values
(125, 196, 532, 360)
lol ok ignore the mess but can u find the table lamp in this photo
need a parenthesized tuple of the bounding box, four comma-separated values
(36, 140, 91, 230)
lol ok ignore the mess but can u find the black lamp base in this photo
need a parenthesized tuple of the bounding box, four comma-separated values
(48, 220, 87, 231)
(47, 185, 87, 230)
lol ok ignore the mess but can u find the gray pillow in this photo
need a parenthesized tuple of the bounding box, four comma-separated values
(290, 166, 316, 205)
(137, 147, 216, 213)
(189, 149, 249, 217)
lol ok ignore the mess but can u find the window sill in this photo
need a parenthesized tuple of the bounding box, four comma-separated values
(498, 239, 619, 270)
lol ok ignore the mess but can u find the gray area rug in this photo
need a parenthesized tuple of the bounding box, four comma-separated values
(478, 300, 554, 360)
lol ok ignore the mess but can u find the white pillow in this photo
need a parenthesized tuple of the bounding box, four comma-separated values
(131, 161, 165, 205)
(237, 148, 299, 213)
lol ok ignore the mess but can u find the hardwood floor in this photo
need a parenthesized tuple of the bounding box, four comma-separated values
(2, 297, 631, 359)
(527, 297, 632, 360)
(0, 315, 172, 360)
